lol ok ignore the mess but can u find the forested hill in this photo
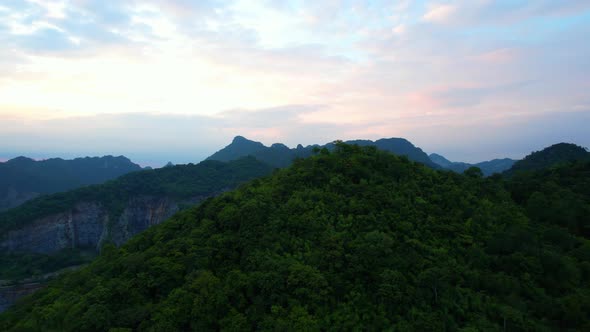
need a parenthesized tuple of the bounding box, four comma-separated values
(207, 136, 440, 169)
(0, 155, 143, 211)
(505, 142, 590, 175)
(0, 157, 273, 247)
(2, 144, 588, 331)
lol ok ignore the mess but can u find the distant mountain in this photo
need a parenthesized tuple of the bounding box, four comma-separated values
(208, 136, 441, 169)
(0, 157, 272, 255)
(207, 136, 267, 162)
(476, 158, 517, 175)
(429, 153, 516, 176)
(506, 143, 590, 174)
(339, 138, 439, 168)
(0, 156, 272, 313)
(0, 156, 143, 211)
(3, 144, 589, 330)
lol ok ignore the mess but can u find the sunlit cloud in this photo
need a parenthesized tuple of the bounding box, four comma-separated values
(0, 0, 588, 163)
(423, 4, 457, 24)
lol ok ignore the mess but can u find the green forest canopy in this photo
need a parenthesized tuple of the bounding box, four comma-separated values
(1, 144, 589, 331)
(0, 157, 273, 235)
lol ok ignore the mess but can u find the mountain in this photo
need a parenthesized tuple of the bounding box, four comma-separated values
(428, 153, 471, 172)
(0, 156, 143, 211)
(429, 153, 516, 176)
(475, 158, 517, 175)
(2, 144, 588, 331)
(506, 142, 590, 175)
(208, 136, 440, 169)
(0, 157, 272, 255)
(340, 138, 439, 168)
(207, 136, 267, 162)
(507, 160, 590, 238)
(0, 157, 272, 313)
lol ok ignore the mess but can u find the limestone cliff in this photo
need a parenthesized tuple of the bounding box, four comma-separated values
(0, 195, 206, 254)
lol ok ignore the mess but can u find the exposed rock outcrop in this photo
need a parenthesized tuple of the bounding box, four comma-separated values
(0, 196, 206, 254)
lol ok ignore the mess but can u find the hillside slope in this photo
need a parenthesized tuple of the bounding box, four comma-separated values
(506, 143, 590, 175)
(0, 157, 272, 254)
(2, 144, 588, 331)
(0, 156, 143, 211)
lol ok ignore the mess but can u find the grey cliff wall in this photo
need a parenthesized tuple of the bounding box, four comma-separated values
(0, 196, 202, 254)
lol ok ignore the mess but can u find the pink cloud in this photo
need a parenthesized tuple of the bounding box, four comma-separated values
(423, 4, 457, 24)
(474, 48, 519, 64)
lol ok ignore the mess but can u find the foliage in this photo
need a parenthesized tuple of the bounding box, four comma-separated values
(0, 249, 96, 281)
(506, 143, 590, 175)
(1, 144, 589, 331)
(0, 157, 273, 235)
(507, 160, 590, 238)
(0, 156, 143, 210)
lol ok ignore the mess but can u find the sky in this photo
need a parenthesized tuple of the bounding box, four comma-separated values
(0, 0, 589, 166)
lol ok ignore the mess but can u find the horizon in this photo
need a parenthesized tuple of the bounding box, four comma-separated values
(1, 1, 589, 165)
(1, 135, 587, 168)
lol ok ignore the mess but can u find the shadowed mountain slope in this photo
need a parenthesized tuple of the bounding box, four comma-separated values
(0, 156, 143, 211)
(2, 144, 588, 331)
(208, 136, 440, 169)
(429, 153, 516, 176)
(505, 143, 590, 175)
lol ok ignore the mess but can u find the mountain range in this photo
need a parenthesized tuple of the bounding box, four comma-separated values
(429, 153, 516, 176)
(1, 142, 588, 330)
(0, 136, 524, 214)
(0, 138, 589, 321)
(207, 136, 441, 169)
(0, 156, 143, 211)
(209, 136, 524, 175)
(0, 157, 271, 255)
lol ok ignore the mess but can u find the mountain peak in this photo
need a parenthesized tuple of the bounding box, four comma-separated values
(207, 136, 441, 169)
(207, 136, 266, 162)
(5, 156, 35, 164)
(507, 142, 590, 174)
(232, 135, 251, 143)
(270, 143, 289, 150)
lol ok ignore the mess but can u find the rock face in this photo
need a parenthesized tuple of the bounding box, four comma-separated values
(0, 283, 45, 313)
(0, 196, 203, 254)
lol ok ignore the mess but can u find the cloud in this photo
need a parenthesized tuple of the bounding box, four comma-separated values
(0, 1, 589, 164)
(422, 1, 590, 26)
(1, 105, 589, 166)
(423, 4, 457, 24)
(0, 106, 332, 165)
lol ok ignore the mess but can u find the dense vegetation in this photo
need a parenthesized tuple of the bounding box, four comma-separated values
(0, 157, 272, 235)
(506, 143, 590, 175)
(208, 136, 440, 168)
(0, 156, 143, 211)
(2, 144, 588, 331)
(0, 250, 95, 282)
(507, 160, 590, 238)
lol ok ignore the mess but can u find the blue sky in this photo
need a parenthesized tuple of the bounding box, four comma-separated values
(0, 0, 589, 166)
